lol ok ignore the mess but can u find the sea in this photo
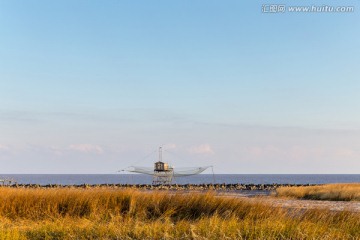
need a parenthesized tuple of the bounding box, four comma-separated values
(1, 174, 359, 185)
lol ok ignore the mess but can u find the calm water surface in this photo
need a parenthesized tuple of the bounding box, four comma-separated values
(1, 174, 359, 185)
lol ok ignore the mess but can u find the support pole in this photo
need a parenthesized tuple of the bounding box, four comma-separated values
(159, 147, 162, 162)
(211, 166, 216, 184)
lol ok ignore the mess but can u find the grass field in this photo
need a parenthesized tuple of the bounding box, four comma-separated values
(0, 187, 359, 239)
(275, 183, 360, 201)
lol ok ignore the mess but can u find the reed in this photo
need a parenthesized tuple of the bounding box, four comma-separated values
(275, 183, 360, 201)
(0, 187, 358, 239)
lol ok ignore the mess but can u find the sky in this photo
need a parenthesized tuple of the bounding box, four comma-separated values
(0, 0, 359, 174)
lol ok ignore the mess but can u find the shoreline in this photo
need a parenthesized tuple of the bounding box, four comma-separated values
(3, 183, 318, 191)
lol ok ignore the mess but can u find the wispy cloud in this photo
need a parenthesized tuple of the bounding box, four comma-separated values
(49, 146, 64, 156)
(189, 144, 214, 155)
(0, 144, 9, 151)
(163, 143, 177, 150)
(69, 144, 104, 154)
(243, 145, 360, 160)
(334, 148, 358, 157)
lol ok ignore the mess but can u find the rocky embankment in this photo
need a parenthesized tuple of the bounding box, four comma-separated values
(6, 183, 317, 191)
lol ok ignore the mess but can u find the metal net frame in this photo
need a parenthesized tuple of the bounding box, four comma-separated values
(126, 166, 211, 177)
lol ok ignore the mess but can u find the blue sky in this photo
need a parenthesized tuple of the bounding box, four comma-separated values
(0, 0, 359, 173)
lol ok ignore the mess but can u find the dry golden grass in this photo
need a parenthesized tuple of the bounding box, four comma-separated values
(275, 183, 360, 201)
(0, 187, 358, 239)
